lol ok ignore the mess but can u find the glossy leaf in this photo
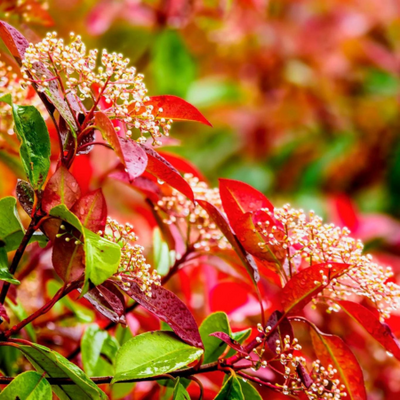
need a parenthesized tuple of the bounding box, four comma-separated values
(209, 332, 248, 356)
(0, 21, 29, 64)
(114, 279, 203, 348)
(0, 247, 19, 285)
(281, 263, 350, 313)
(214, 374, 244, 400)
(173, 377, 190, 400)
(265, 310, 294, 353)
(0, 94, 50, 190)
(196, 199, 260, 284)
(0, 197, 24, 252)
(83, 280, 126, 325)
(142, 95, 212, 126)
(226, 328, 252, 358)
(94, 112, 148, 181)
(0, 371, 52, 400)
(338, 300, 400, 360)
(81, 324, 119, 377)
(238, 377, 262, 399)
(112, 331, 203, 382)
(50, 205, 121, 293)
(42, 166, 81, 214)
(199, 312, 230, 363)
(296, 364, 313, 389)
(158, 151, 206, 181)
(219, 178, 274, 218)
(17, 342, 107, 399)
(140, 145, 194, 201)
(16, 179, 34, 216)
(310, 328, 367, 400)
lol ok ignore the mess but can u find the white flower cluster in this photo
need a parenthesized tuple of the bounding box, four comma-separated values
(21, 32, 172, 144)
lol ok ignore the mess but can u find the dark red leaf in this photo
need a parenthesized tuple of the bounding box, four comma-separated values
(109, 170, 162, 203)
(42, 166, 81, 214)
(71, 189, 107, 233)
(141, 145, 194, 201)
(265, 310, 294, 353)
(338, 300, 400, 361)
(0, 302, 9, 323)
(83, 280, 126, 325)
(0, 21, 29, 64)
(296, 364, 313, 389)
(281, 263, 350, 314)
(219, 178, 274, 219)
(115, 279, 203, 349)
(311, 328, 367, 400)
(16, 179, 34, 217)
(128, 95, 212, 126)
(196, 199, 260, 284)
(209, 332, 248, 356)
(118, 137, 148, 181)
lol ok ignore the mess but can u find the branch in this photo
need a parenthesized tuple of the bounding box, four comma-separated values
(0, 217, 39, 304)
(2, 281, 80, 339)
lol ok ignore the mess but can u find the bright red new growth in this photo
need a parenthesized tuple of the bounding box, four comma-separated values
(281, 263, 350, 313)
(141, 145, 195, 201)
(0, 302, 9, 323)
(311, 328, 367, 400)
(339, 300, 400, 361)
(128, 95, 212, 127)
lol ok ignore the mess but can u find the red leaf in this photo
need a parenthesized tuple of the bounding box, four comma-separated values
(128, 95, 212, 126)
(310, 328, 367, 400)
(109, 170, 162, 203)
(71, 189, 107, 233)
(115, 279, 203, 349)
(281, 263, 350, 314)
(219, 178, 274, 219)
(42, 166, 81, 214)
(94, 112, 148, 181)
(265, 310, 294, 353)
(209, 332, 248, 356)
(118, 137, 148, 181)
(0, 302, 9, 323)
(0, 21, 29, 64)
(338, 300, 400, 360)
(83, 280, 126, 325)
(196, 199, 260, 284)
(141, 145, 194, 201)
(158, 151, 207, 182)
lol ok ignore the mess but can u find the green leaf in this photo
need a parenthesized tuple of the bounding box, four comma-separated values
(173, 377, 190, 400)
(0, 196, 24, 252)
(238, 377, 262, 399)
(0, 371, 52, 400)
(0, 94, 50, 190)
(82, 324, 119, 377)
(226, 328, 252, 358)
(50, 205, 121, 294)
(153, 228, 171, 276)
(0, 247, 19, 285)
(199, 312, 230, 364)
(214, 375, 244, 400)
(151, 30, 196, 98)
(17, 342, 107, 400)
(5, 298, 36, 342)
(113, 331, 203, 383)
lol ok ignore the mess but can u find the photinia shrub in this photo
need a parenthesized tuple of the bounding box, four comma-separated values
(0, 20, 399, 400)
